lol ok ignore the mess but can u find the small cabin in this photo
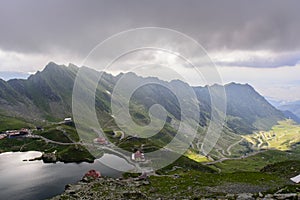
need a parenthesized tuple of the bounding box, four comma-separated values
(64, 118, 72, 123)
(291, 174, 300, 183)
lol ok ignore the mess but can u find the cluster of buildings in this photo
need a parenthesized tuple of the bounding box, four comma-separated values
(0, 117, 73, 141)
(92, 135, 146, 162)
(131, 150, 145, 162)
(0, 128, 30, 140)
(93, 137, 108, 145)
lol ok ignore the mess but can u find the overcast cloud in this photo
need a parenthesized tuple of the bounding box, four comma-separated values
(1, 1, 300, 54)
(0, 0, 299, 100)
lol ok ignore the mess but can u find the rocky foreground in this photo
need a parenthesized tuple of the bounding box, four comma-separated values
(51, 175, 300, 200)
(51, 176, 152, 200)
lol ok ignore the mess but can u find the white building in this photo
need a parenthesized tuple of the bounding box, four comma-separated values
(290, 174, 300, 183)
(64, 118, 72, 123)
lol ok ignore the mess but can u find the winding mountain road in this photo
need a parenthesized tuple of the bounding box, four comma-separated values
(226, 138, 245, 156)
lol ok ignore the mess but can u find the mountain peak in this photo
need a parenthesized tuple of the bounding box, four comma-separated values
(68, 63, 78, 69)
(44, 62, 63, 71)
(226, 82, 249, 86)
(45, 61, 59, 68)
(226, 82, 254, 90)
(44, 62, 78, 74)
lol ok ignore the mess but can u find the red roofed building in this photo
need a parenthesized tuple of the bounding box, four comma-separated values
(131, 150, 145, 162)
(84, 170, 101, 179)
(7, 129, 29, 138)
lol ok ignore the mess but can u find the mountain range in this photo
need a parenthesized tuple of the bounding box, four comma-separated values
(0, 62, 286, 135)
(0, 62, 286, 157)
(267, 98, 300, 123)
(0, 71, 30, 81)
(278, 101, 300, 119)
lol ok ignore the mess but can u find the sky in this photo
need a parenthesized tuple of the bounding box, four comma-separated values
(0, 0, 299, 101)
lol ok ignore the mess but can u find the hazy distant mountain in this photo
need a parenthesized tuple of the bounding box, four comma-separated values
(278, 101, 300, 119)
(282, 110, 300, 124)
(266, 97, 300, 119)
(0, 62, 285, 135)
(265, 97, 286, 108)
(0, 71, 30, 81)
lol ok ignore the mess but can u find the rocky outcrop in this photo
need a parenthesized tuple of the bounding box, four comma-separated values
(51, 175, 300, 200)
(41, 152, 57, 163)
(51, 176, 151, 200)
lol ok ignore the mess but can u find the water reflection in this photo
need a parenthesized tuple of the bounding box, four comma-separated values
(0, 151, 130, 200)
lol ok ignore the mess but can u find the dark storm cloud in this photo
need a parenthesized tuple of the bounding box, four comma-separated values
(0, 0, 300, 66)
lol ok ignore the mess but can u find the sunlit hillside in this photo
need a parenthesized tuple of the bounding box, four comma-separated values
(243, 119, 300, 151)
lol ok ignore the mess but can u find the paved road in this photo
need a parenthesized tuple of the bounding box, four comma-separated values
(204, 150, 266, 165)
(226, 138, 245, 156)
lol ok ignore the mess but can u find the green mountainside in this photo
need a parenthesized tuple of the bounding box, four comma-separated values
(2, 62, 300, 199)
(0, 62, 285, 128)
(0, 62, 287, 159)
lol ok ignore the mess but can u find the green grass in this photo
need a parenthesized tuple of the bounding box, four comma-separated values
(184, 150, 210, 162)
(2, 115, 300, 195)
(0, 136, 95, 163)
(0, 115, 33, 132)
(39, 128, 72, 143)
(149, 171, 284, 189)
(214, 149, 300, 173)
(140, 169, 287, 199)
(35, 123, 80, 143)
(113, 130, 123, 138)
(60, 124, 80, 142)
(117, 136, 162, 152)
(0, 122, 95, 163)
(157, 155, 217, 174)
(56, 145, 95, 163)
(0, 138, 46, 153)
(146, 152, 296, 197)
(261, 160, 300, 177)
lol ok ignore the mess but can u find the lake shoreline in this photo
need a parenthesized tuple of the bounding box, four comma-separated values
(0, 136, 96, 163)
(0, 151, 124, 200)
(0, 149, 96, 163)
